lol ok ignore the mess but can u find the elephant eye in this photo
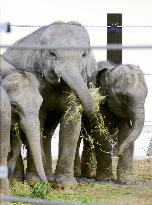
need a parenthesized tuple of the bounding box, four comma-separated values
(11, 102, 19, 112)
(50, 50, 57, 60)
(82, 51, 87, 58)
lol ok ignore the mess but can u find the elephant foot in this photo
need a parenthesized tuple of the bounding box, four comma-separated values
(96, 168, 113, 181)
(45, 171, 54, 183)
(74, 166, 81, 177)
(0, 198, 10, 205)
(81, 167, 96, 179)
(117, 169, 134, 183)
(0, 179, 10, 194)
(11, 171, 25, 182)
(53, 176, 78, 190)
(0, 179, 10, 205)
(46, 175, 54, 183)
(82, 171, 96, 179)
(26, 173, 40, 187)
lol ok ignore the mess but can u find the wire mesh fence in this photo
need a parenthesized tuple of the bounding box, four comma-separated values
(0, 22, 152, 205)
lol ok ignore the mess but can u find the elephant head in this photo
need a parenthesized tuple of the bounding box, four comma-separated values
(1, 70, 47, 181)
(97, 61, 148, 155)
(40, 22, 98, 113)
(3, 22, 97, 114)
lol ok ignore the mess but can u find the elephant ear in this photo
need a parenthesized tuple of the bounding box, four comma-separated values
(23, 72, 40, 89)
(86, 50, 98, 78)
(2, 72, 22, 93)
(23, 50, 43, 74)
(97, 61, 114, 72)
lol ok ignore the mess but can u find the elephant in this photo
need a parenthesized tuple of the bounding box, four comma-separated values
(75, 61, 148, 182)
(3, 21, 96, 113)
(3, 21, 98, 189)
(12, 80, 84, 189)
(21, 60, 148, 185)
(0, 85, 11, 197)
(0, 56, 47, 183)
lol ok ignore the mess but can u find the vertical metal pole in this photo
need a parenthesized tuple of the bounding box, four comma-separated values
(107, 13, 122, 64)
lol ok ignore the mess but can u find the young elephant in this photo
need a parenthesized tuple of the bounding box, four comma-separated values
(0, 56, 47, 183)
(79, 61, 148, 182)
(0, 85, 11, 197)
(3, 21, 98, 189)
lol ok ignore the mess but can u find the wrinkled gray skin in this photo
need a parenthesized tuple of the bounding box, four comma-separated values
(25, 80, 82, 189)
(77, 61, 148, 182)
(3, 21, 96, 114)
(19, 61, 147, 184)
(98, 62, 148, 156)
(0, 85, 11, 198)
(3, 22, 97, 188)
(0, 56, 47, 183)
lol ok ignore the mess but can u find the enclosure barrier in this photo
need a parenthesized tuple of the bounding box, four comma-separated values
(2, 43, 152, 50)
(1, 19, 152, 204)
(0, 194, 96, 205)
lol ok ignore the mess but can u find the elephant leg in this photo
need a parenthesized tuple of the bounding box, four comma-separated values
(43, 124, 58, 182)
(0, 144, 10, 197)
(8, 132, 22, 178)
(74, 137, 82, 177)
(26, 145, 43, 186)
(81, 138, 96, 178)
(12, 153, 25, 181)
(117, 121, 134, 182)
(94, 103, 118, 181)
(0, 86, 11, 198)
(42, 110, 62, 182)
(54, 111, 81, 189)
(95, 137, 113, 181)
(80, 115, 96, 178)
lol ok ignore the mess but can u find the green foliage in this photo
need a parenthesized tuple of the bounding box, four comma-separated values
(12, 122, 20, 145)
(40, 128, 46, 139)
(31, 182, 48, 198)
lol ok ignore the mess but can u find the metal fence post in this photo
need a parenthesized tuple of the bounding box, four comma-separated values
(107, 13, 122, 64)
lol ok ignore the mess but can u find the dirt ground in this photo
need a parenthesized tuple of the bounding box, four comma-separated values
(112, 157, 152, 184)
(11, 158, 152, 205)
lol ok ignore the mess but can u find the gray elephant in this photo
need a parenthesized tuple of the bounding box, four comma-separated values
(0, 56, 47, 184)
(77, 61, 148, 182)
(0, 85, 11, 197)
(3, 21, 96, 113)
(3, 21, 97, 188)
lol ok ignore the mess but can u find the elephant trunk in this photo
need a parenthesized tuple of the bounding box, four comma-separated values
(20, 117, 47, 182)
(56, 66, 95, 114)
(118, 105, 145, 155)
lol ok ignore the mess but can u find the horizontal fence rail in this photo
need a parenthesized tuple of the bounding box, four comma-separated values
(9, 24, 152, 28)
(0, 194, 93, 205)
(1, 169, 152, 188)
(1, 44, 152, 50)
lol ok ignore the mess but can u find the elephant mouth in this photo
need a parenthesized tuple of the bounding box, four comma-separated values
(44, 69, 61, 85)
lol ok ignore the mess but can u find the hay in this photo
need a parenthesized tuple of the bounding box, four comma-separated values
(64, 83, 116, 153)
(12, 122, 20, 146)
(64, 91, 83, 122)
